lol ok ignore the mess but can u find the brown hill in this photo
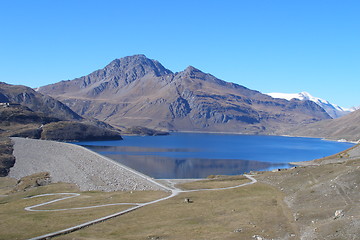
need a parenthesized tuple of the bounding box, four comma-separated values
(0, 82, 82, 121)
(39, 121, 122, 141)
(38, 55, 331, 134)
(291, 109, 360, 142)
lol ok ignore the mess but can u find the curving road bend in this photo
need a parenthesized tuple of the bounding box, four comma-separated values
(25, 174, 257, 240)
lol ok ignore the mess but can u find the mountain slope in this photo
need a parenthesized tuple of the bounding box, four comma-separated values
(291, 109, 360, 142)
(266, 92, 352, 119)
(0, 82, 82, 121)
(38, 55, 331, 134)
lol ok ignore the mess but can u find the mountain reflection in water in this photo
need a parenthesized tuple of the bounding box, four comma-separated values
(81, 145, 289, 179)
(97, 152, 286, 179)
(77, 133, 354, 179)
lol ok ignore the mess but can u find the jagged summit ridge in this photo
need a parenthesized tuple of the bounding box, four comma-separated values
(38, 55, 173, 96)
(105, 54, 173, 78)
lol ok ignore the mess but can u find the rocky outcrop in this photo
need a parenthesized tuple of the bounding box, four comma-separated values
(123, 126, 169, 136)
(0, 137, 15, 177)
(38, 55, 331, 134)
(169, 97, 191, 118)
(11, 172, 51, 192)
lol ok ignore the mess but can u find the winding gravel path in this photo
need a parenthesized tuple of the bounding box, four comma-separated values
(9, 137, 166, 192)
(24, 175, 257, 240)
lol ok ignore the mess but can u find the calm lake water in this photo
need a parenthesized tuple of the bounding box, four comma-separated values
(75, 133, 354, 179)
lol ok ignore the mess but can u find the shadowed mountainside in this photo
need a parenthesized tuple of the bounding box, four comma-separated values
(38, 55, 331, 134)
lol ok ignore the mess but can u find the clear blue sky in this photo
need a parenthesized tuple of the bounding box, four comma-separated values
(0, 0, 359, 108)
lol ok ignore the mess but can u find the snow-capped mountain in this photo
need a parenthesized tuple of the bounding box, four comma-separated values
(350, 106, 360, 112)
(266, 92, 353, 119)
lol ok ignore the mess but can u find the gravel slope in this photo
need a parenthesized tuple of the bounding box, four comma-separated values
(8, 137, 166, 192)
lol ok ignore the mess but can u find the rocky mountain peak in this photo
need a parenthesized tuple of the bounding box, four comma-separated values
(37, 55, 174, 96)
(180, 65, 213, 80)
(184, 65, 199, 73)
(104, 54, 173, 78)
(178, 65, 229, 88)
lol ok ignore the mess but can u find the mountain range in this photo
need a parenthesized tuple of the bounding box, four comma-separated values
(38, 54, 331, 135)
(266, 92, 353, 119)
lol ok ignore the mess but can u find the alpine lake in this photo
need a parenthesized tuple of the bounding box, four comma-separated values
(75, 133, 354, 179)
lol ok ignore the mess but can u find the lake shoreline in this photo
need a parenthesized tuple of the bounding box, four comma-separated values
(174, 130, 358, 144)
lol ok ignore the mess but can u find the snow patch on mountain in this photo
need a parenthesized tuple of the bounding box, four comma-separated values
(266, 92, 353, 119)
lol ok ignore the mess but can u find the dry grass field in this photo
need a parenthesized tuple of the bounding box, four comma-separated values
(0, 174, 297, 240)
(0, 180, 167, 240)
(57, 181, 297, 240)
